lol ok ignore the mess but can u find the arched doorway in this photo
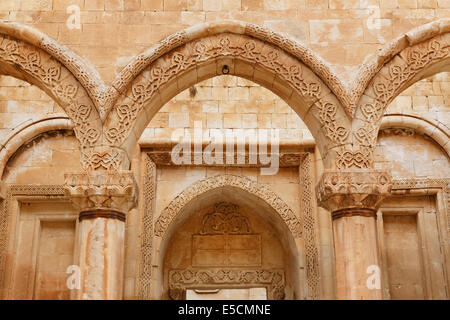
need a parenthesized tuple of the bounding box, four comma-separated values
(154, 178, 303, 300)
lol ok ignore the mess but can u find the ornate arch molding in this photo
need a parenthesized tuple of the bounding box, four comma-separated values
(108, 21, 347, 116)
(0, 22, 102, 153)
(0, 21, 107, 118)
(351, 19, 450, 110)
(104, 28, 352, 166)
(379, 113, 450, 157)
(0, 115, 73, 178)
(348, 20, 450, 170)
(154, 174, 302, 240)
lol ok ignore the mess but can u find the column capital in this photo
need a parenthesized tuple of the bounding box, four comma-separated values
(64, 170, 138, 216)
(316, 170, 392, 214)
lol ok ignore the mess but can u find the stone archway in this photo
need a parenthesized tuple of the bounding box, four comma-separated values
(103, 22, 353, 170)
(153, 181, 304, 300)
(154, 174, 302, 239)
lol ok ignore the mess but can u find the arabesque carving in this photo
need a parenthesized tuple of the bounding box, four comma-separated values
(1, 20, 450, 172)
(299, 153, 321, 299)
(200, 202, 251, 235)
(154, 174, 301, 239)
(105, 33, 349, 152)
(168, 268, 285, 300)
(137, 157, 157, 300)
(0, 34, 101, 152)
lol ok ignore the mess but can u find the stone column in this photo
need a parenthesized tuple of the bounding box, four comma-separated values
(64, 171, 137, 300)
(316, 170, 391, 300)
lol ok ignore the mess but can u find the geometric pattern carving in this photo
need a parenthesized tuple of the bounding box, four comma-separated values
(2, 20, 450, 172)
(105, 33, 348, 145)
(0, 34, 101, 153)
(137, 156, 157, 300)
(316, 170, 392, 212)
(105, 33, 350, 150)
(168, 268, 285, 300)
(353, 35, 450, 168)
(154, 174, 302, 239)
(193, 203, 261, 268)
(299, 153, 321, 299)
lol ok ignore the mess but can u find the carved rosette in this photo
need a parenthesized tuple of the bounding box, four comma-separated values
(64, 171, 138, 218)
(316, 170, 392, 215)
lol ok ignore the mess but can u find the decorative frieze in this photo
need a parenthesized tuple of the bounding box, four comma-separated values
(168, 268, 285, 300)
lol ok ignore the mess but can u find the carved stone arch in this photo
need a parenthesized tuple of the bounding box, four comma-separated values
(152, 174, 305, 300)
(379, 113, 450, 157)
(154, 174, 302, 240)
(104, 21, 352, 169)
(347, 20, 450, 170)
(0, 21, 103, 163)
(0, 115, 73, 178)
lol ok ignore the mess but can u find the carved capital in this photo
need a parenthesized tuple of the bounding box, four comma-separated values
(316, 170, 392, 213)
(64, 170, 138, 215)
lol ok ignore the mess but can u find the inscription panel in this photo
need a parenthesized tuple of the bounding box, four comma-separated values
(192, 234, 262, 267)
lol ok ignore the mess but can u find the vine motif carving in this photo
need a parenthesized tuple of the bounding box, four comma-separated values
(200, 202, 251, 235)
(299, 153, 321, 299)
(106, 33, 348, 146)
(168, 268, 285, 300)
(154, 174, 302, 239)
(0, 35, 100, 150)
(137, 156, 156, 300)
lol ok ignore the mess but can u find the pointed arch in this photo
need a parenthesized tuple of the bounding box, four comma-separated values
(379, 113, 450, 157)
(0, 21, 102, 150)
(0, 115, 73, 178)
(154, 174, 301, 240)
(350, 20, 450, 168)
(103, 22, 353, 168)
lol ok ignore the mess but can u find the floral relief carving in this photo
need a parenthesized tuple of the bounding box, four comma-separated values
(105, 33, 349, 148)
(200, 202, 251, 235)
(154, 174, 302, 239)
(168, 268, 285, 300)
